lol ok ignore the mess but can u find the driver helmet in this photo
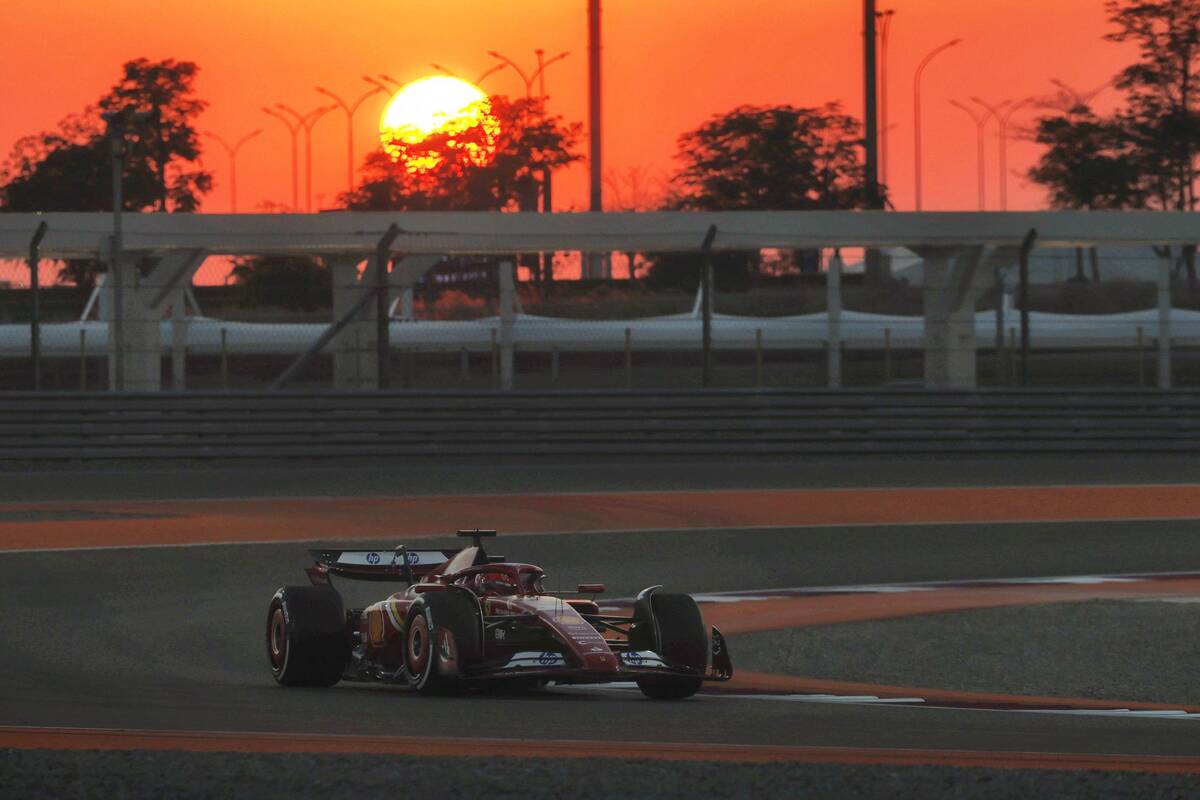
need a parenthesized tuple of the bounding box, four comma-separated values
(473, 571, 517, 596)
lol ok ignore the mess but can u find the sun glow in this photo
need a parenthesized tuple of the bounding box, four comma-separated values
(379, 75, 500, 174)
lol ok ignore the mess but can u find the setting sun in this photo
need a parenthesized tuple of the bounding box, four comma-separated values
(379, 75, 500, 173)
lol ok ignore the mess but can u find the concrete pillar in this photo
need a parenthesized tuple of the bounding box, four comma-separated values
(1157, 251, 1172, 389)
(921, 246, 1020, 389)
(104, 248, 206, 392)
(923, 252, 963, 389)
(329, 253, 442, 389)
(826, 251, 843, 389)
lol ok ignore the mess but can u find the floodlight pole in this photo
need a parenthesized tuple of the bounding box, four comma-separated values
(862, 0, 884, 284)
(587, 0, 605, 279)
(863, 0, 881, 209)
(28, 221, 47, 390)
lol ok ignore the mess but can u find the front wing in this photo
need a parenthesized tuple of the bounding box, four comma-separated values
(452, 627, 733, 685)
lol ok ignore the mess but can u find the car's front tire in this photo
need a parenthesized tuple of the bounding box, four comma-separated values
(635, 592, 707, 700)
(405, 592, 482, 696)
(267, 586, 348, 687)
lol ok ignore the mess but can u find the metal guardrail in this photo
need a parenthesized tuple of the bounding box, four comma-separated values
(1, 389, 1199, 459)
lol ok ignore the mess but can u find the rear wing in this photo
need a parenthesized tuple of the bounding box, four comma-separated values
(308, 542, 504, 584)
(308, 547, 458, 583)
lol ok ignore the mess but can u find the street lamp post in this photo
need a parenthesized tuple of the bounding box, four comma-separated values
(950, 99, 1007, 211)
(275, 104, 335, 212)
(488, 48, 570, 218)
(429, 63, 508, 86)
(488, 47, 572, 284)
(261, 107, 301, 210)
(913, 38, 962, 211)
(203, 129, 261, 212)
(877, 9, 896, 189)
(973, 96, 1033, 211)
(1050, 78, 1111, 112)
(588, 0, 604, 279)
(863, 0, 881, 210)
(487, 49, 570, 99)
(376, 74, 403, 92)
(316, 82, 386, 195)
(100, 109, 150, 391)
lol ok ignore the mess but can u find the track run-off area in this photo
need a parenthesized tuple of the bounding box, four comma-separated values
(3, 467, 1200, 781)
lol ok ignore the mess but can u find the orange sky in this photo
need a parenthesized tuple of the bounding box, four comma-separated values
(1, 0, 1133, 217)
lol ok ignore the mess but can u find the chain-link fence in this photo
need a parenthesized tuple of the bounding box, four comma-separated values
(1, 246, 1198, 392)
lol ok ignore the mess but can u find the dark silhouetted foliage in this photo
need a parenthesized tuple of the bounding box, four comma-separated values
(667, 103, 875, 212)
(648, 104, 872, 289)
(229, 256, 331, 312)
(1031, 2, 1200, 213)
(1105, 0, 1200, 211)
(644, 252, 760, 293)
(1028, 110, 1141, 210)
(0, 58, 212, 287)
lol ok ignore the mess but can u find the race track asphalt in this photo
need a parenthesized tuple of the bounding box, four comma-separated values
(3, 520, 1200, 759)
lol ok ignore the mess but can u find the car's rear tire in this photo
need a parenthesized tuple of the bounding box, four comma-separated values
(635, 592, 707, 700)
(267, 586, 348, 687)
(405, 592, 482, 696)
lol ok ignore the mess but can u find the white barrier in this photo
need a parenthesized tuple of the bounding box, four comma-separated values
(5, 307, 1200, 358)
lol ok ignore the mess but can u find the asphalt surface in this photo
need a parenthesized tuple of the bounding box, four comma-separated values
(731, 599, 1200, 706)
(5, 749, 1198, 800)
(2, 523, 1200, 758)
(5, 454, 1200, 502)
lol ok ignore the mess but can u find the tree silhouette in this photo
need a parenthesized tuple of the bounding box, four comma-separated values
(229, 255, 331, 312)
(1028, 109, 1140, 210)
(1028, 2, 1200, 287)
(1106, 0, 1200, 211)
(648, 104, 872, 290)
(0, 58, 212, 286)
(668, 103, 875, 211)
(98, 58, 211, 212)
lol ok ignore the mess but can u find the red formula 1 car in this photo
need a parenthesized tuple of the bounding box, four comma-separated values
(266, 530, 732, 699)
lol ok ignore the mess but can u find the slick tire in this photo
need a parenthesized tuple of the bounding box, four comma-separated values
(636, 592, 706, 700)
(267, 586, 349, 687)
(405, 592, 482, 696)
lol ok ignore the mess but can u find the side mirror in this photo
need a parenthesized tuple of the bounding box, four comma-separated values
(577, 583, 605, 595)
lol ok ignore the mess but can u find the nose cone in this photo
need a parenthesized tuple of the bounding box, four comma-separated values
(521, 596, 622, 672)
(583, 649, 619, 671)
